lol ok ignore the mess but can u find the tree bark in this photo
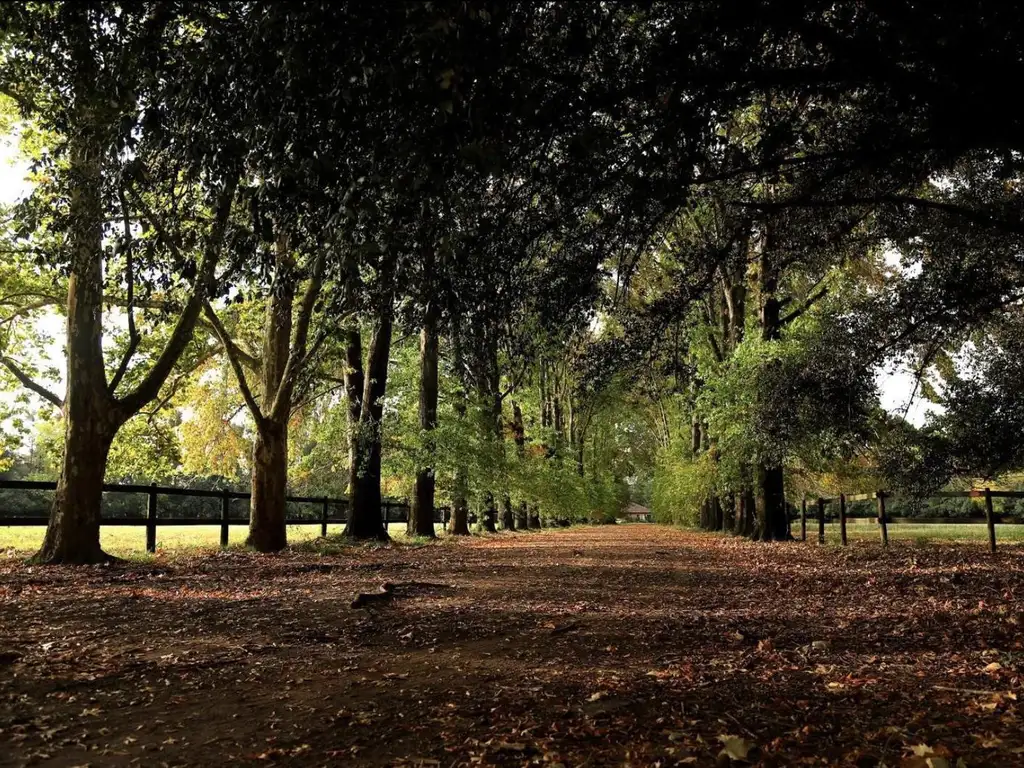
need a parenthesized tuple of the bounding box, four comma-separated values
(36, 413, 117, 564)
(754, 464, 789, 541)
(344, 310, 392, 541)
(736, 488, 756, 537)
(248, 420, 288, 552)
(450, 493, 471, 536)
(34, 25, 116, 564)
(753, 230, 789, 541)
(410, 308, 439, 537)
(343, 324, 364, 484)
(500, 494, 515, 530)
(449, 333, 471, 536)
(480, 492, 498, 533)
(510, 401, 529, 528)
(247, 237, 294, 551)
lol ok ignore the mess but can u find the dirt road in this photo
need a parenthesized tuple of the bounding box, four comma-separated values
(1, 526, 1022, 766)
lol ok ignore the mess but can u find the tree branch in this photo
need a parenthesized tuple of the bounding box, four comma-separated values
(269, 251, 326, 423)
(109, 187, 140, 394)
(203, 302, 263, 425)
(780, 285, 829, 326)
(118, 171, 240, 417)
(1, 356, 63, 409)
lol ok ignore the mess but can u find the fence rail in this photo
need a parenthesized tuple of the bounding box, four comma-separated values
(796, 488, 1024, 553)
(0, 479, 448, 553)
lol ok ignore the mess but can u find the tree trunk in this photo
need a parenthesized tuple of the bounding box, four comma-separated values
(734, 487, 756, 537)
(33, 45, 115, 564)
(450, 493, 470, 536)
(479, 493, 498, 533)
(528, 504, 541, 529)
(753, 228, 789, 541)
(36, 413, 116, 564)
(511, 402, 528, 529)
(500, 494, 515, 530)
(343, 324, 364, 486)
(345, 310, 392, 541)
(248, 419, 288, 552)
(247, 240, 294, 551)
(754, 465, 789, 541)
(409, 309, 439, 538)
(515, 501, 529, 530)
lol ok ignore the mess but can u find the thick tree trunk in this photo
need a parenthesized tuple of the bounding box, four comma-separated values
(722, 493, 736, 534)
(450, 493, 470, 536)
(410, 309, 439, 538)
(500, 494, 515, 530)
(36, 414, 116, 564)
(34, 46, 116, 564)
(528, 504, 541, 529)
(735, 487, 756, 537)
(753, 229, 789, 541)
(248, 420, 288, 552)
(345, 311, 392, 541)
(247, 239, 294, 550)
(479, 493, 498, 533)
(515, 501, 529, 530)
(754, 464, 789, 541)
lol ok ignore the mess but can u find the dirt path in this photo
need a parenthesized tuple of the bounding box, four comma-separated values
(1, 526, 1022, 766)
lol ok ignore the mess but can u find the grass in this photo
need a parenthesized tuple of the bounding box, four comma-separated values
(808, 520, 1024, 544)
(0, 522, 447, 558)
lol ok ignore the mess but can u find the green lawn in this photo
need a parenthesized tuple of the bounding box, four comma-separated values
(0, 523, 444, 558)
(803, 520, 1024, 544)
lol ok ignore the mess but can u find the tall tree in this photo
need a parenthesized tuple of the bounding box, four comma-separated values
(0, 3, 248, 563)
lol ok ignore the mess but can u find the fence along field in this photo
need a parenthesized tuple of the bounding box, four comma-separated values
(0, 479, 447, 553)
(797, 488, 1024, 552)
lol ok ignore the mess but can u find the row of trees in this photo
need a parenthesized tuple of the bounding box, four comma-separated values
(3, 2, 1024, 561)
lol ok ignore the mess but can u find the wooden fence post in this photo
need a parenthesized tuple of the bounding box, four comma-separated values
(817, 498, 826, 544)
(220, 490, 230, 548)
(321, 497, 329, 538)
(984, 487, 996, 554)
(146, 484, 157, 554)
(800, 499, 807, 541)
(383, 501, 389, 532)
(877, 491, 889, 548)
(839, 493, 847, 547)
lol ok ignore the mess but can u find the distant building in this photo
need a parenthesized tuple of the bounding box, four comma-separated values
(622, 503, 652, 522)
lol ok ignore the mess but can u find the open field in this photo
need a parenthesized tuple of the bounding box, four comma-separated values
(813, 521, 1024, 545)
(3, 521, 1022, 558)
(0, 524, 445, 558)
(2, 525, 1023, 766)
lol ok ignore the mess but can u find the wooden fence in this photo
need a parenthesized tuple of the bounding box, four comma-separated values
(0, 479, 449, 553)
(796, 489, 1024, 553)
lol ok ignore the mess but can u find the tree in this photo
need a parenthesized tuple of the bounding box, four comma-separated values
(0, 3, 250, 563)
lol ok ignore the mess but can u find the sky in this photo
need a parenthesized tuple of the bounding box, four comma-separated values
(0, 138, 935, 431)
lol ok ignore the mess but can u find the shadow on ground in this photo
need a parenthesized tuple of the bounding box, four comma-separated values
(1, 526, 1022, 766)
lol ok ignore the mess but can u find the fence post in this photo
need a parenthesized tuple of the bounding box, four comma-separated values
(817, 497, 826, 544)
(876, 491, 889, 548)
(800, 499, 807, 541)
(146, 484, 157, 554)
(383, 501, 389, 532)
(321, 497, 329, 538)
(984, 487, 996, 554)
(220, 490, 230, 548)
(839, 493, 847, 547)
